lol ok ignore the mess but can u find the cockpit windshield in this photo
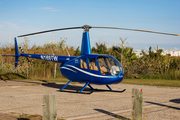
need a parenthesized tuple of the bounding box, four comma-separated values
(97, 56, 122, 76)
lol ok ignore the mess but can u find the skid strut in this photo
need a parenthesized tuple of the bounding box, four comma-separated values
(61, 81, 91, 93)
(60, 80, 72, 91)
(106, 85, 113, 91)
(88, 84, 94, 90)
(80, 82, 90, 92)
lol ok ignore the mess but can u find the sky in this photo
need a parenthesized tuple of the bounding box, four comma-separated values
(0, 0, 180, 51)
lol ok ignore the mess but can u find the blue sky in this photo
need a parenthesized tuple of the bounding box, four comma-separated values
(0, 0, 179, 50)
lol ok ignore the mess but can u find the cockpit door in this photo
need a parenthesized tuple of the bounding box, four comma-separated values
(97, 56, 121, 76)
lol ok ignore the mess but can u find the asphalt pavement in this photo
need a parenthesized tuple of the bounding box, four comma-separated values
(0, 80, 179, 120)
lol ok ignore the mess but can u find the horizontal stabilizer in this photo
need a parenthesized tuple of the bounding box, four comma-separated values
(2, 55, 19, 57)
(2, 38, 20, 68)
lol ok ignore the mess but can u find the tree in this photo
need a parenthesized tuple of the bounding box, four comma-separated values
(91, 42, 108, 54)
(74, 46, 81, 56)
(119, 37, 128, 63)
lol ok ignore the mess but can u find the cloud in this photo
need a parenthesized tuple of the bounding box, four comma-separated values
(2, 22, 19, 29)
(40, 7, 60, 12)
(174, 47, 179, 50)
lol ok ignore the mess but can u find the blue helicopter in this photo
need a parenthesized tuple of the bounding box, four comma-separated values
(3, 25, 179, 93)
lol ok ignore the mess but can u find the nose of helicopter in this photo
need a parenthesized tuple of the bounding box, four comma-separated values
(105, 71, 124, 84)
(114, 71, 124, 84)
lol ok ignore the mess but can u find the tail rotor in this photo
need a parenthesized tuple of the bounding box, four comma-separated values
(3, 37, 20, 68)
(2, 38, 31, 69)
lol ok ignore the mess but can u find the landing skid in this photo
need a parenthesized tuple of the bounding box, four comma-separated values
(59, 90, 93, 94)
(60, 88, 126, 94)
(60, 80, 126, 94)
(91, 88, 126, 93)
(89, 84, 126, 93)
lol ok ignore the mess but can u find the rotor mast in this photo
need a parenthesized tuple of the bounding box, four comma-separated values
(81, 25, 92, 55)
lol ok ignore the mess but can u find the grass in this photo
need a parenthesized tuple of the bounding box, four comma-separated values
(9, 78, 180, 87)
(1, 72, 180, 87)
(13, 77, 70, 83)
(122, 79, 180, 87)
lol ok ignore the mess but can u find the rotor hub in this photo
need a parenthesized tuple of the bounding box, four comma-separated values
(82, 25, 92, 32)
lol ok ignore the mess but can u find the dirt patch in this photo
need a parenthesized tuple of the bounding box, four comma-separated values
(0, 113, 17, 120)
(0, 112, 65, 120)
(0, 113, 42, 120)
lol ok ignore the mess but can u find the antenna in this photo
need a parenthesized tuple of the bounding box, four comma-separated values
(157, 45, 159, 50)
(53, 32, 54, 44)
(66, 47, 70, 57)
(9, 35, 11, 52)
(9, 35, 10, 48)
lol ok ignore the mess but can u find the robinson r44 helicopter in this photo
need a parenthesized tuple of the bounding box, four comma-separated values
(3, 25, 179, 93)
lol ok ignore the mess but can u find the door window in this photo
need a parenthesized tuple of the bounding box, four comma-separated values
(98, 56, 120, 76)
(88, 58, 98, 71)
(80, 58, 87, 69)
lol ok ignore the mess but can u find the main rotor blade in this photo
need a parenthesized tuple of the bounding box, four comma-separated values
(18, 25, 179, 37)
(18, 27, 82, 37)
(91, 26, 179, 36)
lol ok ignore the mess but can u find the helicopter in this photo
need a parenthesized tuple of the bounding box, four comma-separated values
(3, 25, 179, 93)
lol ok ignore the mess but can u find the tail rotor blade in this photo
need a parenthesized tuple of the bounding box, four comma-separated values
(26, 57, 30, 64)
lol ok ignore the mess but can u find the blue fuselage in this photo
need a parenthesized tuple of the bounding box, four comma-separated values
(60, 54, 124, 85)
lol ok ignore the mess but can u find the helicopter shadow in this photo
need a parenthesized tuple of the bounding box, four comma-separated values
(0, 79, 46, 86)
(169, 98, 180, 104)
(94, 109, 130, 120)
(42, 82, 126, 94)
(145, 101, 180, 111)
(42, 83, 94, 94)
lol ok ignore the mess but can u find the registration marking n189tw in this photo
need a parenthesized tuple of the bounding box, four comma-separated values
(40, 55, 58, 61)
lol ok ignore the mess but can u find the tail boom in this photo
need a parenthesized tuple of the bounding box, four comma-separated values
(3, 37, 77, 69)
(20, 53, 76, 63)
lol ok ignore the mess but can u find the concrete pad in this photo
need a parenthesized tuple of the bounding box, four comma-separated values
(0, 80, 180, 120)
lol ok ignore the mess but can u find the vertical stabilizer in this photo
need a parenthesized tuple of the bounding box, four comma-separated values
(81, 32, 91, 55)
(14, 37, 20, 68)
(15, 37, 19, 56)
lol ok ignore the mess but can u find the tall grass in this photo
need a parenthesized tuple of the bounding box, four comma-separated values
(0, 38, 72, 80)
(141, 70, 180, 80)
(0, 38, 180, 80)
